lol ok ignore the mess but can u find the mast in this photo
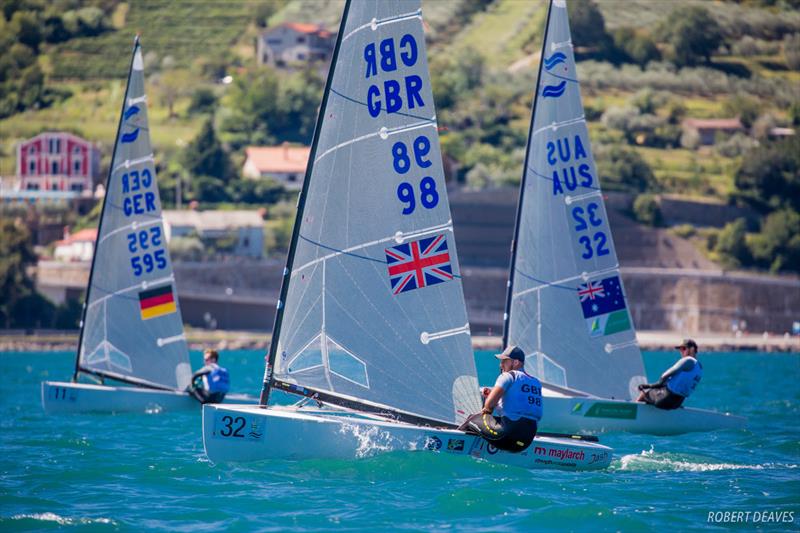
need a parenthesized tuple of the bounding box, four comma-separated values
(73, 35, 141, 382)
(259, 0, 353, 406)
(501, 0, 554, 349)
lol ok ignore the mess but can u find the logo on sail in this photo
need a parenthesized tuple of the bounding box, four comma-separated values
(543, 52, 567, 71)
(385, 234, 454, 295)
(138, 284, 177, 321)
(577, 276, 630, 337)
(542, 81, 567, 98)
(120, 105, 141, 144)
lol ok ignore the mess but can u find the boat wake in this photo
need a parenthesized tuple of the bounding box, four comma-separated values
(615, 446, 798, 472)
(338, 422, 400, 458)
(9, 512, 116, 526)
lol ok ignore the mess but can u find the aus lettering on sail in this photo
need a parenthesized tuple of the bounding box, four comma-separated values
(364, 34, 424, 117)
(547, 134, 595, 196)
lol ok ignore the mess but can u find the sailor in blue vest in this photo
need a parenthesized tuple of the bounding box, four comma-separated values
(637, 338, 703, 410)
(188, 349, 230, 404)
(458, 345, 542, 453)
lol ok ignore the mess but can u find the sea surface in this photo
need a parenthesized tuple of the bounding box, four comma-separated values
(1, 350, 798, 531)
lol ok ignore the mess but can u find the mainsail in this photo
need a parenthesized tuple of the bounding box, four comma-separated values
(76, 37, 191, 391)
(264, 0, 481, 425)
(504, 0, 646, 400)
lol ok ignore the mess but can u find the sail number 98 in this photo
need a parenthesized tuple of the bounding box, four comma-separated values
(392, 135, 439, 215)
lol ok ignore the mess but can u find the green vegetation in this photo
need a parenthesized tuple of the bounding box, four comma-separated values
(1, 0, 799, 276)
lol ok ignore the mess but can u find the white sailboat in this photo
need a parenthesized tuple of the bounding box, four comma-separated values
(503, 0, 745, 435)
(203, 0, 612, 470)
(42, 37, 253, 414)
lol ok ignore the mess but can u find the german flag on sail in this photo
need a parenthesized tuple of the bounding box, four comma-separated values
(138, 284, 177, 321)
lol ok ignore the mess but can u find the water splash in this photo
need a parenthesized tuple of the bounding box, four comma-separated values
(11, 513, 116, 526)
(338, 422, 400, 458)
(614, 446, 798, 472)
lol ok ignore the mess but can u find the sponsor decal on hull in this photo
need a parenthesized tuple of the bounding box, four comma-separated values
(584, 402, 638, 420)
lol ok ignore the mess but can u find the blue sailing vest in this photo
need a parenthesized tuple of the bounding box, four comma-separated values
(206, 364, 230, 394)
(666, 357, 702, 397)
(494, 370, 543, 421)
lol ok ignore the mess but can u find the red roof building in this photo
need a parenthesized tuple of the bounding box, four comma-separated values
(242, 144, 310, 190)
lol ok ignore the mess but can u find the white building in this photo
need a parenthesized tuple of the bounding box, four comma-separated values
(257, 22, 335, 68)
(242, 144, 310, 190)
(53, 228, 97, 262)
(162, 210, 264, 259)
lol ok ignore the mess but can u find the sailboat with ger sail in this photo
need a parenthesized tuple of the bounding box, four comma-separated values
(503, 0, 745, 435)
(41, 37, 254, 414)
(203, 0, 612, 470)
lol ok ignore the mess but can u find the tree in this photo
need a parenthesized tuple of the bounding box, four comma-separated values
(613, 28, 661, 67)
(568, 0, 613, 53)
(660, 6, 724, 67)
(595, 146, 655, 192)
(0, 219, 37, 327)
(633, 194, 662, 226)
(734, 137, 800, 213)
(154, 68, 192, 118)
(748, 209, 800, 273)
(9, 10, 42, 52)
(715, 218, 750, 269)
(183, 118, 233, 182)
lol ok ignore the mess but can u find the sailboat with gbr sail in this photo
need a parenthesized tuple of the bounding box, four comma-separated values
(504, 0, 745, 435)
(203, 0, 612, 470)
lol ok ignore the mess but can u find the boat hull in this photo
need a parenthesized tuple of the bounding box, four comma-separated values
(41, 381, 255, 414)
(540, 393, 746, 436)
(202, 404, 613, 471)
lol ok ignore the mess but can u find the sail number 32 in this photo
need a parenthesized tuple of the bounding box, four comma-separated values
(571, 202, 609, 259)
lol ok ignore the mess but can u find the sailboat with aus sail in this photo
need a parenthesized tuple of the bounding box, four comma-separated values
(41, 37, 253, 414)
(504, 0, 745, 435)
(202, 0, 612, 470)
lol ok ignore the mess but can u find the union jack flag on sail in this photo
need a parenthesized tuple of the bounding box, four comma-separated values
(385, 234, 453, 295)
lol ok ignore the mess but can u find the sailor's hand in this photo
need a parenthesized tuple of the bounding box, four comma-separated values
(638, 384, 649, 391)
(481, 387, 491, 398)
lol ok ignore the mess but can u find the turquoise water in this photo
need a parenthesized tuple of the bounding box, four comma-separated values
(1, 350, 798, 531)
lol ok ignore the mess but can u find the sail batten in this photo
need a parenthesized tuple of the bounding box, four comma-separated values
(506, 0, 647, 401)
(76, 38, 190, 391)
(264, 0, 481, 424)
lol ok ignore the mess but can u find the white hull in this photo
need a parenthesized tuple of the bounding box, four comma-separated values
(540, 392, 746, 436)
(202, 404, 613, 471)
(41, 381, 256, 414)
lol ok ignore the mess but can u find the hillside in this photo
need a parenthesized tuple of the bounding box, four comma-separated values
(1, 0, 798, 273)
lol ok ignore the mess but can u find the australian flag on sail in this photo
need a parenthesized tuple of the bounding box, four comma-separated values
(385, 234, 453, 295)
(577, 275, 631, 337)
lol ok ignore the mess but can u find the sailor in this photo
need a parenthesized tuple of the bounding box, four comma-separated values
(458, 345, 542, 453)
(188, 349, 230, 404)
(637, 338, 703, 410)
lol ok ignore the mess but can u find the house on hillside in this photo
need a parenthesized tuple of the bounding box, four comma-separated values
(17, 132, 100, 193)
(242, 144, 310, 190)
(257, 22, 335, 68)
(681, 118, 745, 145)
(53, 228, 97, 262)
(163, 210, 264, 259)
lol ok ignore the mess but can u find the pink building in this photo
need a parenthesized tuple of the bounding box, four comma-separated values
(16, 132, 100, 193)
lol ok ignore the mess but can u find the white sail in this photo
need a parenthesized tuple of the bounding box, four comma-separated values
(77, 38, 191, 391)
(266, 0, 481, 425)
(505, 0, 646, 400)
